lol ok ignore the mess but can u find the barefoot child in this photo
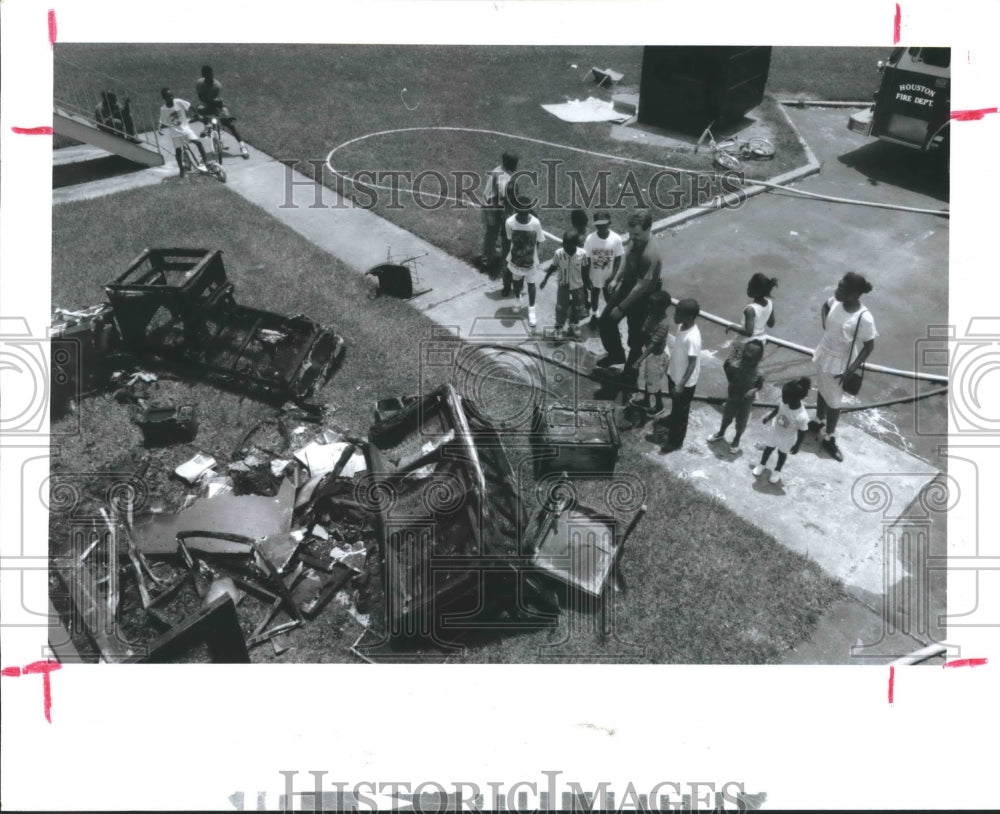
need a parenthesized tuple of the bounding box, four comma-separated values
(752, 376, 811, 485)
(540, 230, 591, 339)
(708, 338, 764, 453)
(627, 290, 672, 415)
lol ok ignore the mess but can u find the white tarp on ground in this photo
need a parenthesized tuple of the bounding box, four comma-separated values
(541, 97, 632, 124)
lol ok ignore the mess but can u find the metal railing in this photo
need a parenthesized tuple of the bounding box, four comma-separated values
(53, 55, 162, 153)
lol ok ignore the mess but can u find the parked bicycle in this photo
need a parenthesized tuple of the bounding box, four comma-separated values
(695, 123, 775, 171)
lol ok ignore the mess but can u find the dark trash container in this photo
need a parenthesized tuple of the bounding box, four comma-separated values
(638, 46, 772, 134)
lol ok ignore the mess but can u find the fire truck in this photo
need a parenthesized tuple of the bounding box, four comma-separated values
(848, 47, 950, 153)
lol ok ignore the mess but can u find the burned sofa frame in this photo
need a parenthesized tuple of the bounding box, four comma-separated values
(102, 248, 344, 403)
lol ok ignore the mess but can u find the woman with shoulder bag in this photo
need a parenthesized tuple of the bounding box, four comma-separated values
(809, 272, 877, 462)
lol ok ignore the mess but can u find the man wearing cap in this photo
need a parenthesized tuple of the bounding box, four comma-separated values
(596, 210, 662, 370)
(583, 211, 625, 328)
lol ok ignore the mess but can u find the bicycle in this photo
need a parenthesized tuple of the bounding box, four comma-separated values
(197, 114, 226, 166)
(695, 123, 775, 171)
(195, 107, 249, 164)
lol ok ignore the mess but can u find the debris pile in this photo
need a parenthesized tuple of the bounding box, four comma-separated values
(54, 410, 379, 661)
(50, 252, 648, 661)
(52, 248, 345, 416)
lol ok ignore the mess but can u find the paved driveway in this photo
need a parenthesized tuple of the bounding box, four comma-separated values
(653, 105, 949, 467)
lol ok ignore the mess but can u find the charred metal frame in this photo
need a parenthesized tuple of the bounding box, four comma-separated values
(103, 248, 345, 402)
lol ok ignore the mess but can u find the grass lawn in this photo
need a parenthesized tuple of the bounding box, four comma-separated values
(55, 44, 849, 267)
(51, 179, 845, 663)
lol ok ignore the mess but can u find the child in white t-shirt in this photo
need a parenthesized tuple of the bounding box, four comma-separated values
(752, 377, 811, 485)
(583, 211, 625, 327)
(505, 202, 546, 327)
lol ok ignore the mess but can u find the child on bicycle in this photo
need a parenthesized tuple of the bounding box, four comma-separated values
(752, 376, 811, 485)
(540, 230, 591, 339)
(708, 338, 764, 453)
(158, 87, 210, 176)
(627, 290, 672, 416)
(195, 65, 250, 159)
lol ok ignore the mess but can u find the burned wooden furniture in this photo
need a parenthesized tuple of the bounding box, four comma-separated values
(367, 384, 530, 640)
(122, 595, 251, 663)
(104, 248, 345, 402)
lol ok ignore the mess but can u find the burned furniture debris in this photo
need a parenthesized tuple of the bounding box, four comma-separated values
(122, 595, 251, 663)
(103, 249, 345, 403)
(526, 492, 646, 636)
(532, 400, 621, 477)
(50, 303, 121, 417)
(367, 384, 552, 641)
(135, 401, 198, 446)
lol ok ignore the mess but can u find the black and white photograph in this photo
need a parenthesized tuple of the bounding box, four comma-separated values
(1, 1, 996, 810)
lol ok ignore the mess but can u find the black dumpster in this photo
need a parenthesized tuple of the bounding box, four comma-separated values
(638, 46, 772, 134)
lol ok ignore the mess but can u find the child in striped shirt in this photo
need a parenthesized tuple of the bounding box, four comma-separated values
(540, 230, 591, 339)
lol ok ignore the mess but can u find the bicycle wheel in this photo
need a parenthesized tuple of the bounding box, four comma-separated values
(212, 128, 224, 165)
(743, 137, 775, 160)
(181, 146, 194, 173)
(713, 150, 742, 172)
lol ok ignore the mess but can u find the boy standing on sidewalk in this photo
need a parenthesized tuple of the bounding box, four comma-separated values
(583, 211, 624, 328)
(540, 230, 591, 340)
(504, 200, 546, 327)
(660, 298, 702, 452)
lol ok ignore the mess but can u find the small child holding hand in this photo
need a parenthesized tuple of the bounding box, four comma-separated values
(627, 290, 673, 416)
(752, 376, 811, 485)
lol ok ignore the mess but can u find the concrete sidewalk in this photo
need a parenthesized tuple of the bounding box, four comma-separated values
(53, 130, 944, 664)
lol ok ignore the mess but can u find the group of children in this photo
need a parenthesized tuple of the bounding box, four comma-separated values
(504, 206, 624, 330)
(622, 266, 810, 483)
(508, 206, 815, 481)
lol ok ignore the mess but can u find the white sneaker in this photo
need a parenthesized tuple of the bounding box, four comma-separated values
(196, 162, 208, 173)
(707, 433, 725, 443)
(729, 443, 740, 454)
(527, 306, 537, 327)
(751, 464, 765, 477)
(514, 296, 523, 314)
(240, 142, 249, 159)
(769, 471, 783, 485)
